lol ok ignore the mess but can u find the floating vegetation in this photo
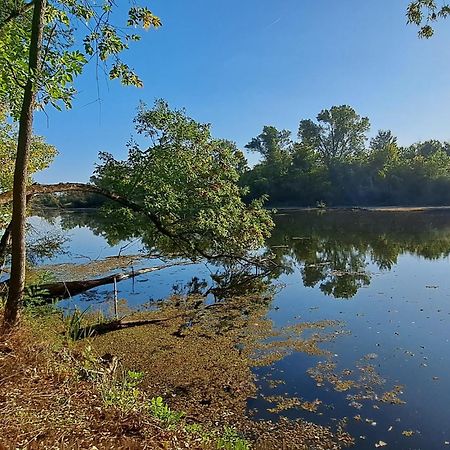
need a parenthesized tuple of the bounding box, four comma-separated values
(380, 386, 406, 405)
(402, 430, 415, 437)
(40, 254, 145, 281)
(264, 395, 322, 414)
(307, 356, 406, 412)
(91, 293, 354, 448)
(266, 378, 286, 389)
(251, 320, 346, 367)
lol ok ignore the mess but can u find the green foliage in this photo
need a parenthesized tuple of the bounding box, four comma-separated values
(407, 1, 450, 38)
(102, 370, 145, 412)
(92, 100, 273, 260)
(243, 105, 450, 207)
(0, 109, 57, 226)
(63, 307, 94, 341)
(298, 105, 370, 167)
(216, 427, 251, 450)
(148, 396, 185, 426)
(20, 269, 56, 317)
(184, 423, 214, 444)
(0, 1, 161, 117)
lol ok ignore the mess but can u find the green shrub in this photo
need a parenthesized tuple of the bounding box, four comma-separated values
(149, 396, 185, 426)
(217, 427, 251, 450)
(102, 370, 144, 412)
(64, 308, 94, 341)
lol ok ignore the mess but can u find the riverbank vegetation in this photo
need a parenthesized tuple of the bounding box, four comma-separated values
(241, 106, 450, 207)
(33, 103, 450, 210)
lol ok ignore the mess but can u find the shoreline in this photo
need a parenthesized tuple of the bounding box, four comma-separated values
(272, 205, 450, 213)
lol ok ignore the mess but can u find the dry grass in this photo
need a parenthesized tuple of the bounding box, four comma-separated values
(0, 316, 204, 449)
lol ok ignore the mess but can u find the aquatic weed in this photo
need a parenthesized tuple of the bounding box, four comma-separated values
(64, 307, 94, 341)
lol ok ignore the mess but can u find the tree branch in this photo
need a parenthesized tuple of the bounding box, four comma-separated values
(0, 1, 35, 32)
(0, 182, 272, 268)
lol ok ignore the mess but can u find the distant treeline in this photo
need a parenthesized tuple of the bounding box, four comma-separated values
(240, 105, 450, 207)
(34, 192, 106, 209)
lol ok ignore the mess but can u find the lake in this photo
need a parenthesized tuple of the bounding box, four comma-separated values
(29, 208, 450, 450)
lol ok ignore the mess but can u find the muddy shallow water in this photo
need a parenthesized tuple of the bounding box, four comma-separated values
(29, 209, 450, 449)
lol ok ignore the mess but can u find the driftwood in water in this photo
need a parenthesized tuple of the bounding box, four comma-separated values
(0, 262, 192, 299)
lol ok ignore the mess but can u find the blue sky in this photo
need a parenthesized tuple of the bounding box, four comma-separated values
(34, 0, 450, 183)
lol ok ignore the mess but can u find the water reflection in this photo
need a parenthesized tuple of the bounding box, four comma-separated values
(268, 210, 450, 298)
(34, 208, 450, 300)
(30, 208, 450, 449)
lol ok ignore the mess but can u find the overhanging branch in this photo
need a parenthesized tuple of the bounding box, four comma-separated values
(0, 182, 273, 268)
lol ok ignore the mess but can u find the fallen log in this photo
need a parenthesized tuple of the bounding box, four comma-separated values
(0, 262, 193, 299)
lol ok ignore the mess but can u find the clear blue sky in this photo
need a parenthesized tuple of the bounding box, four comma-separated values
(34, 0, 450, 183)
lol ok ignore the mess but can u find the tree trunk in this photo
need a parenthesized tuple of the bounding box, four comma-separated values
(3, 0, 46, 328)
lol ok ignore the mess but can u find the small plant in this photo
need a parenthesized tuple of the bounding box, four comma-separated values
(217, 427, 251, 450)
(316, 200, 327, 209)
(184, 423, 213, 444)
(23, 272, 58, 317)
(148, 396, 185, 426)
(64, 307, 94, 341)
(102, 370, 145, 412)
(78, 345, 102, 381)
(185, 423, 213, 444)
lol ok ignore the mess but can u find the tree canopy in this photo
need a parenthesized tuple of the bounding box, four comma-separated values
(242, 105, 450, 207)
(91, 100, 274, 260)
(298, 106, 370, 168)
(0, 0, 161, 327)
(0, 108, 56, 226)
(407, 0, 450, 37)
(0, 0, 161, 116)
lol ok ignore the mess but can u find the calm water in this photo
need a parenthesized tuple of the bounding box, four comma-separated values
(30, 209, 450, 449)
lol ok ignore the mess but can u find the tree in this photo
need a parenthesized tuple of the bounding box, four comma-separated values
(0, 107, 57, 267)
(0, 101, 274, 307)
(298, 105, 370, 168)
(370, 130, 397, 152)
(409, 140, 450, 157)
(245, 126, 292, 165)
(407, 1, 450, 37)
(0, 0, 161, 327)
(92, 100, 273, 260)
(0, 107, 57, 226)
(241, 126, 293, 204)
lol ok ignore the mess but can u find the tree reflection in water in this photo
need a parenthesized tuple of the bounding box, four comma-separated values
(34, 208, 450, 300)
(268, 209, 450, 298)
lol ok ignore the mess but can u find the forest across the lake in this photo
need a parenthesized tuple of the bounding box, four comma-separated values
(240, 107, 450, 207)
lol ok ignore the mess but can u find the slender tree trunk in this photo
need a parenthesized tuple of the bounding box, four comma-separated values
(3, 0, 46, 328)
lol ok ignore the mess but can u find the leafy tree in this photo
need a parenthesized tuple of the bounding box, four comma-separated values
(245, 126, 292, 165)
(0, 0, 161, 327)
(241, 126, 293, 205)
(242, 105, 450, 207)
(0, 108, 57, 227)
(407, 1, 450, 37)
(370, 130, 397, 152)
(298, 105, 370, 168)
(409, 140, 450, 157)
(92, 100, 273, 260)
